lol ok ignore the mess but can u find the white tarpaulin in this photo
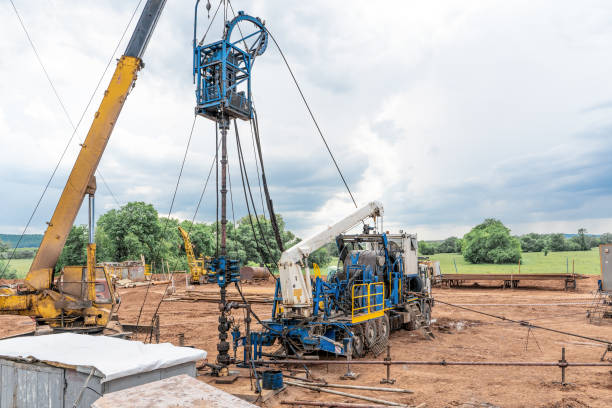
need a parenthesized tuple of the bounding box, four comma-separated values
(0, 333, 206, 383)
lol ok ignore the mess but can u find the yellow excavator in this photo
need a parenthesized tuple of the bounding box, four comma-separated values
(178, 226, 212, 284)
(0, 0, 167, 332)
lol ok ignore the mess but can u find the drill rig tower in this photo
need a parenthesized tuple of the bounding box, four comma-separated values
(193, 2, 268, 371)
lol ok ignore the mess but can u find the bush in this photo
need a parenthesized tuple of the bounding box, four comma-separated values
(437, 237, 462, 253)
(462, 219, 521, 264)
(547, 233, 566, 251)
(520, 233, 547, 252)
(0, 260, 17, 279)
(419, 241, 437, 255)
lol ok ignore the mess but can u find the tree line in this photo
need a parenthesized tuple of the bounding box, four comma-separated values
(55, 201, 335, 273)
(420, 218, 611, 265)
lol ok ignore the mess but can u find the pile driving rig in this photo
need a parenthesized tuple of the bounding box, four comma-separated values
(178, 226, 213, 284)
(0, 0, 167, 331)
(233, 201, 434, 359)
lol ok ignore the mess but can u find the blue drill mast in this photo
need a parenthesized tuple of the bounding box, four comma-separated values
(193, 1, 268, 372)
(194, 8, 267, 121)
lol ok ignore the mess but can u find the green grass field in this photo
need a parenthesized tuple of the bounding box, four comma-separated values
(3, 249, 601, 280)
(430, 248, 600, 275)
(6, 258, 34, 278)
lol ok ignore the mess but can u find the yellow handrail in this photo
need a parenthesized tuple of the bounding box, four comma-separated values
(351, 282, 384, 323)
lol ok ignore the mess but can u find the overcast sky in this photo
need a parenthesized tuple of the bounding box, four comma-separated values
(1, 0, 612, 240)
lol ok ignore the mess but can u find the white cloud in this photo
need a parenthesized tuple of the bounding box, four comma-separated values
(1, 0, 612, 242)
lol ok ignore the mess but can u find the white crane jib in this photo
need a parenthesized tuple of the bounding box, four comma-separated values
(278, 201, 384, 316)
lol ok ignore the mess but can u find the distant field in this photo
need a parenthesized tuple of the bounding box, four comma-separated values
(3, 250, 601, 280)
(430, 248, 600, 275)
(6, 258, 34, 278)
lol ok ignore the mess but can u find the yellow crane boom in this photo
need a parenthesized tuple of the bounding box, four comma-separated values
(0, 0, 166, 330)
(178, 226, 211, 284)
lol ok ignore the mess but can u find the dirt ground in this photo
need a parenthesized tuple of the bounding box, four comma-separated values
(1, 275, 611, 407)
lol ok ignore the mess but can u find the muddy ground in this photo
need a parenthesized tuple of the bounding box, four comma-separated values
(1, 275, 611, 407)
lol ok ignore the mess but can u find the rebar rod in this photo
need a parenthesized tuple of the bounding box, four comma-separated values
(432, 298, 612, 345)
(257, 359, 612, 367)
(284, 380, 408, 407)
(281, 400, 403, 408)
(291, 381, 413, 393)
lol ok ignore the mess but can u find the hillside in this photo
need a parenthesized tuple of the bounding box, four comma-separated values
(0, 234, 42, 248)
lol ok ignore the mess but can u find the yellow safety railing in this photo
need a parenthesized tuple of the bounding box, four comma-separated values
(351, 282, 385, 323)
(313, 263, 322, 279)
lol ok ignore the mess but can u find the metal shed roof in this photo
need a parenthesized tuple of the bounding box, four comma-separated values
(0, 333, 206, 383)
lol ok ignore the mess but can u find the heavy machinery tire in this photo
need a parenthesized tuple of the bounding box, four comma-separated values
(403, 304, 419, 331)
(377, 314, 390, 341)
(351, 325, 366, 358)
(408, 276, 424, 293)
(363, 319, 378, 349)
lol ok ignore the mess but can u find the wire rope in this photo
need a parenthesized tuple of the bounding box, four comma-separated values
(262, 25, 358, 208)
(135, 115, 197, 333)
(144, 123, 221, 343)
(1, 0, 142, 277)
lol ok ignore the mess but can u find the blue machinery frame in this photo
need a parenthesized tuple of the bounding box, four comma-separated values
(232, 233, 431, 360)
(193, 4, 267, 121)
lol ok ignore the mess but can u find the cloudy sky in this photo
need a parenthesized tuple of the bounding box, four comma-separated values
(1, 0, 612, 240)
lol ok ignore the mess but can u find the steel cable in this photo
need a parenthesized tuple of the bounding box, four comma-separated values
(135, 115, 197, 334)
(262, 26, 358, 208)
(1, 0, 142, 277)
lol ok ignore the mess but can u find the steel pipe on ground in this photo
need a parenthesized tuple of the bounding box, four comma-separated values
(257, 359, 612, 367)
(284, 380, 408, 407)
(281, 401, 416, 408)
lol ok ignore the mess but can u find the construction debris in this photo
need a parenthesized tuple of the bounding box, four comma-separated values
(285, 380, 410, 407)
(288, 381, 413, 394)
(116, 278, 171, 288)
(281, 401, 418, 408)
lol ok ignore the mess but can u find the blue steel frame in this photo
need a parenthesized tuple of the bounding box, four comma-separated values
(193, 5, 267, 120)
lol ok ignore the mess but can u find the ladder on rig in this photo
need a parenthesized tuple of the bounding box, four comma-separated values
(587, 291, 612, 325)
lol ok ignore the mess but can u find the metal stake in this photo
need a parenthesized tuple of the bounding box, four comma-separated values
(340, 338, 359, 380)
(559, 347, 568, 386)
(380, 344, 395, 384)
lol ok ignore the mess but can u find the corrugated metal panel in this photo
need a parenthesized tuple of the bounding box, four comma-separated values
(0, 359, 63, 408)
(1, 358, 197, 408)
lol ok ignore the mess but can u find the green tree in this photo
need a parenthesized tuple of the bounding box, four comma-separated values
(547, 233, 567, 251)
(600, 233, 612, 244)
(565, 240, 581, 251)
(56, 225, 88, 272)
(520, 233, 547, 252)
(96, 202, 162, 264)
(0, 261, 17, 279)
(419, 241, 436, 255)
(0, 238, 9, 255)
(179, 221, 215, 258)
(308, 247, 331, 267)
(576, 228, 589, 251)
(232, 214, 299, 265)
(462, 219, 521, 264)
(438, 237, 462, 253)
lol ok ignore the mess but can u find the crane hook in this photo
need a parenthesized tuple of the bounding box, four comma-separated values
(206, 0, 211, 18)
